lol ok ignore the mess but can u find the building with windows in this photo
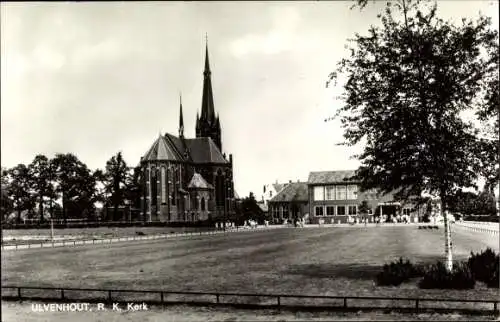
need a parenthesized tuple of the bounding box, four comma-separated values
(138, 42, 235, 223)
(268, 182, 309, 223)
(259, 181, 288, 206)
(308, 170, 421, 224)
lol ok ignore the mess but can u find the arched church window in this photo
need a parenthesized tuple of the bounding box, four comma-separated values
(161, 167, 166, 204)
(215, 169, 224, 207)
(201, 197, 205, 211)
(194, 195, 199, 210)
(151, 167, 158, 206)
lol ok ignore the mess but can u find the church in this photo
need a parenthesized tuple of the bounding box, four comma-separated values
(139, 42, 235, 223)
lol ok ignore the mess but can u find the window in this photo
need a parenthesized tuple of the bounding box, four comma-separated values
(326, 206, 335, 216)
(171, 193, 176, 205)
(314, 186, 324, 201)
(348, 205, 357, 215)
(161, 167, 166, 204)
(315, 206, 324, 216)
(337, 206, 346, 215)
(283, 206, 289, 219)
(201, 197, 206, 211)
(347, 185, 358, 200)
(151, 168, 157, 206)
(270, 191, 273, 197)
(336, 185, 346, 200)
(326, 186, 335, 200)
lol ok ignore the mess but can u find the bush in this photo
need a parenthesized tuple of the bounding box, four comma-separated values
(487, 264, 499, 288)
(419, 261, 475, 289)
(468, 248, 499, 288)
(376, 257, 421, 286)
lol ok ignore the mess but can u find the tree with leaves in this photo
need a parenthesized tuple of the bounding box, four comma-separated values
(103, 152, 130, 221)
(6, 164, 35, 223)
(329, 0, 498, 270)
(1, 167, 14, 222)
(28, 155, 57, 222)
(51, 153, 96, 223)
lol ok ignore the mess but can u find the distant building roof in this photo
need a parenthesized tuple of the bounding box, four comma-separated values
(273, 183, 288, 193)
(270, 182, 309, 203)
(258, 202, 268, 212)
(308, 170, 357, 185)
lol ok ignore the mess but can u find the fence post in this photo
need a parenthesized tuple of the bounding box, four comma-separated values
(216, 294, 220, 304)
(277, 296, 280, 307)
(18, 287, 22, 300)
(343, 298, 347, 309)
(160, 292, 164, 304)
(73, 241, 76, 246)
(415, 299, 419, 311)
(108, 290, 112, 303)
(61, 289, 65, 300)
(494, 302, 498, 314)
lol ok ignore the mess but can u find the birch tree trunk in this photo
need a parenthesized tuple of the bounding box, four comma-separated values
(440, 193, 453, 271)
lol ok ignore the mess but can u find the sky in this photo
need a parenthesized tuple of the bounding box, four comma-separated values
(1, 1, 498, 198)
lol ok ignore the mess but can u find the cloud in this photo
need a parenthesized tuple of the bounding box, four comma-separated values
(229, 7, 301, 57)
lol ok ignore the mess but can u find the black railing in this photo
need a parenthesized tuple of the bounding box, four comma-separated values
(1, 225, 287, 250)
(1, 285, 498, 314)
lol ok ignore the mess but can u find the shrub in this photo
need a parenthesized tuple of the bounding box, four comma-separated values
(419, 261, 475, 289)
(468, 248, 499, 287)
(487, 263, 499, 288)
(376, 257, 420, 286)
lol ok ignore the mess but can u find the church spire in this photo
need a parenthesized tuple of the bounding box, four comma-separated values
(196, 35, 222, 152)
(200, 35, 215, 123)
(204, 33, 211, 74)
(179, 92, 184, 138)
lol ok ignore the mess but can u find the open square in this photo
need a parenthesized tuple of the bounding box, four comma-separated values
(2, 226, 498, 302)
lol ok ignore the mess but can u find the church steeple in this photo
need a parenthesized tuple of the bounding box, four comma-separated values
(200, 39, 216, 123)
(179, 93, 184, 138)
(196, 35, 222, 151)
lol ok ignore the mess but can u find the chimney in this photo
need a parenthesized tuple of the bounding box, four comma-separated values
(289, 180, 292, 183)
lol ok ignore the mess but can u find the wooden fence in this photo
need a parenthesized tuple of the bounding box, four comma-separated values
(1, 285, 498, 314)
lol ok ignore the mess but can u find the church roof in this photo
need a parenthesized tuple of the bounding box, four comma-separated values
(270, 182, 309, 203)
(308, 170, 358, 185)
(143, 133, 228, 165)
(142, 135, 182, 161)
(188, 173, 214, 189)
(185, 137, 227, 164)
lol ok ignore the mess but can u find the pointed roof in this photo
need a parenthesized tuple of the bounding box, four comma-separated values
(179, 93, 184, 136)
(204, 41, 211, 73)
(188, 172, 214, 189)
(161, 133, 228, 164)
(270, 182, 309, 203)
(142, 134, 182, 161)
(201, 41, 216, 123)
(185, 137, 227, 164)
